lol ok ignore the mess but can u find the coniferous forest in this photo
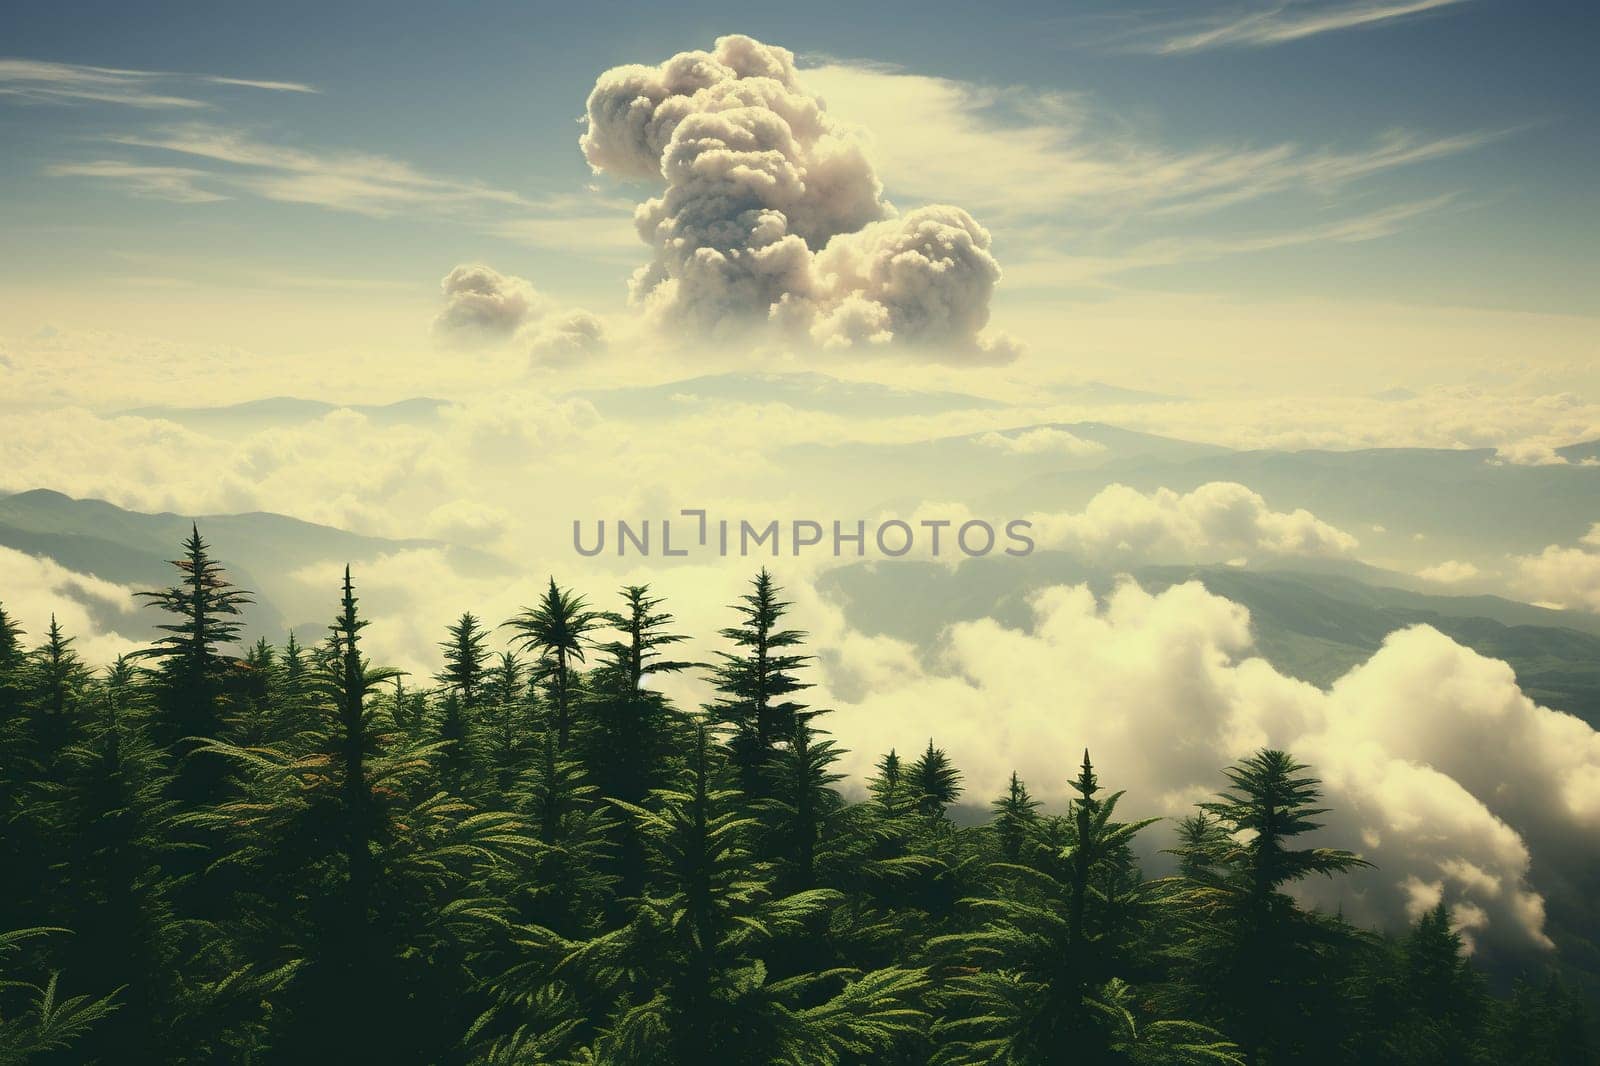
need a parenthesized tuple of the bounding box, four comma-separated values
(1, 530, 1595, 1066)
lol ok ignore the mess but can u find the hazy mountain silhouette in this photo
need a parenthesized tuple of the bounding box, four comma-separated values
(575, 371, 1006, 417)
(117, 396, 448, 434)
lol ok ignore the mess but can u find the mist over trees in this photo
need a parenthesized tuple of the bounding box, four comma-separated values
(0, 534, 1594, 1064)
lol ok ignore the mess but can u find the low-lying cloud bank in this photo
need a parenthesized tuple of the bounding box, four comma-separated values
(580, 35, 1018, 363)
(1029, 481, 1358, 560)
(821, 580, 1600, 956)
(0, 546, 142, 664)
(900, 481, 1359, 565)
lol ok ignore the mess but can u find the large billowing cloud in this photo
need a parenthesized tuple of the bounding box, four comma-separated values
(580, 34, 1019, 363)
(819, 580, 1600, 955)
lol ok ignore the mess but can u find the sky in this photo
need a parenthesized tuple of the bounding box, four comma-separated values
(2, 1, 1599, 959)
(1, 0, 1596, 400)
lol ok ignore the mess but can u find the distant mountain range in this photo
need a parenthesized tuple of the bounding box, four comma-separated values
(116, 396, 448, 434)
(7, 488, 1597, 727)
(574, 371, 1007, 418)
(993, 443, 1600, 561)
(780, 419, 1600, 563)
(0, 488, 503, 640)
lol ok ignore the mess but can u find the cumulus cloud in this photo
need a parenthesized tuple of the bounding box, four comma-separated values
(976, 426, 1107, 457)
(1493, 440, 1577, 466)
(1417, 559, 1480, 584)
(1030, 481, 1359, 561)
(526, 309, 608, 366)
(1513, 523, 1600, 612)
(820, 580, 1600, 954)
(433, 264, 546, 339)
(880, 483, 1356, 569)
(580, 34, 1018, 362)
(432, 265, 607, 365)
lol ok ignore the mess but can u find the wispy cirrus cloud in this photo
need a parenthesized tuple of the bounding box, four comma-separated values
(42, 160, 228, 203)
(802, 62, 1495, 224)
(0, 58, 317, 109)
(1116, 0, 1470, 56)
(47, 123, 636, 259)
(43, 124, 531, 218)
(1002, 193, 1461, 287)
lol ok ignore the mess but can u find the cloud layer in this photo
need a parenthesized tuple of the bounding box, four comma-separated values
(1028, 481, 1359, 560)
(1514, 523, 1600, 612)
(580, 35, 1018, 362)
(0, 546, 141, 664)
(822, 579, 1600, 955)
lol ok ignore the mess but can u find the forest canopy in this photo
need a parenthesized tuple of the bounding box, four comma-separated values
(0, 530, 1593, 1065)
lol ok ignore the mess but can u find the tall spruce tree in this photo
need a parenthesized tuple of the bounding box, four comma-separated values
(932, 751, 1187, 1066)
(135, 526, 251, 803)
(706, 569, 810, 798)
(907, 739, 963, 819)
(485, 650, 533, 790)
(437, 612, 489, 709)
(1171, 749, 1372, 1066)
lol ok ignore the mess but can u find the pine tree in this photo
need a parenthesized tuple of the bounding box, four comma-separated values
(762, 711, 847, 890)
(48, 659, 184, 1062)
(1171, 749, 1372, 1066)
(992, 771, 1041, 864)
(505, 578, 601, 750)
(437, 612, 489, 708)
(0, 606, 45, 953)
(190, 567, 534, 1064)
(932, 751, 1180, 1065)
(706, 569, 810, 798)
(567, 724, 928, 1065)
(29, 615, 89, 767)
(869, 748, 910, 817)
(277, 630, 316, 744)
(1348, 902, 1490, 1065)
(485, 650, 533, 790)
(907, 739, 963, 819)
(135, 526, 251, 804)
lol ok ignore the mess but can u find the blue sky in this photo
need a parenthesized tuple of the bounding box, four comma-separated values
(2, 0, 1593, 316)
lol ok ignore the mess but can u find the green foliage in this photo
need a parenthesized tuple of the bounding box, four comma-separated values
(0, 928, 120, 1065)
(907, 739, 963, 819)
(505, 578, 602, 750)
(706, 569, 812, 798)
(1, 546, 1591, 1065)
